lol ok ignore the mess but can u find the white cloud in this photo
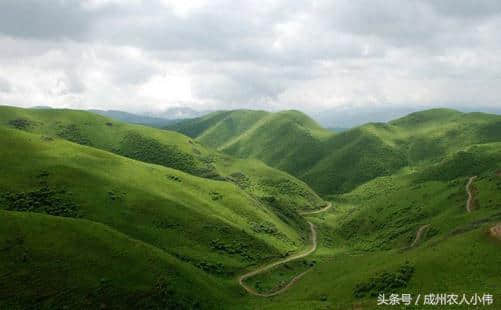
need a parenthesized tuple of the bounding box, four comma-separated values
(0, 0, 500, 115)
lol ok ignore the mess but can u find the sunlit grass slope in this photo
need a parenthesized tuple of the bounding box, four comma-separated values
(0, 126, 319, 308)
(0, 105, 325, 212)
(170, 108, 501, 195)
(241, 162, 501, 309)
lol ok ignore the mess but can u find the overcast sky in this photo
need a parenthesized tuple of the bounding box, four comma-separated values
(1, 0, 501, 117)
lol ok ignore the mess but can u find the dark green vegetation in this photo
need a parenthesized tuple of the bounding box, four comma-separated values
(1, 105, 501, 309)
(353, 263, 415, 298)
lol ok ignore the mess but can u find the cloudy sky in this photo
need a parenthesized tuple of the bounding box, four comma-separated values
(1, 0, 501, 120)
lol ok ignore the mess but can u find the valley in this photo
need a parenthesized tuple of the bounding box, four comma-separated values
(0, 106, 500, 309)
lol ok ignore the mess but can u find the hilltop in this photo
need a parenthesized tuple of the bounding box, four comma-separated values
(169, 108, 501, 195)
(1, 105, 501, 309)
(0, 121, 322, 308)
(0, 106, 325, 212)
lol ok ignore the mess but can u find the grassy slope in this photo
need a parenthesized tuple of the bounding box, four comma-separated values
(0, 126, 317, 308)
(0, 210, 226, 309)
(241, 164, 501, 309)
(168, 110, 333, 177)
(214, 109, 501, 309)
(169, 108, 501, 195)
(0, 105, 324, 212)
(2, 106, 501, 309)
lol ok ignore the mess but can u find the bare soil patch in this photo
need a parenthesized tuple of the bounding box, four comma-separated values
(490, 223, 501, 240)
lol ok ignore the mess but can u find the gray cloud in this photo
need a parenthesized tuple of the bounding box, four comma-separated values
(0, 0, 94, 39)
(0, 77, 12, 93)
(0, 0, 500, 115)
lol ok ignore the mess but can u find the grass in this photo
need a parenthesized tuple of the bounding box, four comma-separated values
(242, 259, 314, 295)
(1, 105, 501, 309)
(240, 170, 501, 309)
(0, 210, 227, 309)
(0, 105, 325, 212)
(169, 108, 501, 195)
(0, 125, 319, 308)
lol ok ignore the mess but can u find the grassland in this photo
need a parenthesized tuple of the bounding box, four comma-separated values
(0, 105, 325, 213)
(1, 106, 500, 309)
(240, 167, 501, 309)
(0, 124, 322, 309)
(169, 108, 501, 195)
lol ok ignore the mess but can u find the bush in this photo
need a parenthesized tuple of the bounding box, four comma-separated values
(57, 124, 93, 146)
(1, 186, 80, 218)
(115, 132, 220, 178)
(8, 118, 33, 130)
(353, 263, 415, 298)
(250, 221, 278, 234)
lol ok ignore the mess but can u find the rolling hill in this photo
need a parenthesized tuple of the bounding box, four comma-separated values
(0, 106, 325, 212)
(1, 105, 500, 309)
(89, 109, 180, 128)
(169, 108, 501, 195)
(0, 125, 316, 309)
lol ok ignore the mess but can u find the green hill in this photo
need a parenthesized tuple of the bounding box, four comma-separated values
(0, 210, 226, 309)
(240, 148, 501, 309)
(167, 110, 333, 180)
(2, 105, 501, 309)
(0, 125, 319, 308)
(170, 108, 501, 195)
(0, 105, 325, 212)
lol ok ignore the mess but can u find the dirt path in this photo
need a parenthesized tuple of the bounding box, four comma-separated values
(238, 203, 331, 297)
(299, 202, 332, 215)
(410, 224, 430, 248)
(466, 176, 478, 213)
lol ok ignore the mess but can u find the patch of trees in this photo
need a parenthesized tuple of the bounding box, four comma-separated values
(353, 262, 415, 298)
(8, 118, 33, 130)
(418, 150, 497, 182)
(1, 186, 80, 218)
(116, 132, 222, 179)
(196, 261, 226, 275)
(227, 172, 250, 189)
(250, 221, 278, 235)
(57, 124, 93, 146)
(209, 192, 223, 201)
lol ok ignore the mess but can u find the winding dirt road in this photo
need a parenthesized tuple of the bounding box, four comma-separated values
(466, 176, 478, 213)
(299, 203, 333, 215)
(238, 203, 332, 297)
(410, 224, 430, 248)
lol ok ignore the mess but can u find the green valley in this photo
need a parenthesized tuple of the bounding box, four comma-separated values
(1, 105, 500, 309)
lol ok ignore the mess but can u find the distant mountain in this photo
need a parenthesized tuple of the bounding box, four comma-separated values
(89, 109, 180, 127)
(311, 105, 501, 128)
(147, 107, 210, 120)
(30, 105, 53, 110)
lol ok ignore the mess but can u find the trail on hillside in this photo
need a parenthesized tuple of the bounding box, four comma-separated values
(238, 203, 331, 297)
(410, 224, 430, 248)
(466, 176, 478, 213)
(299, 203, 333, 215)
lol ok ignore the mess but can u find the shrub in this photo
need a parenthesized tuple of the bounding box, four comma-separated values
(1, 186, 80, 218)
(353, 263, 415, 298)
(8, 118, 33, 130)
(57, 124, 93, 146)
